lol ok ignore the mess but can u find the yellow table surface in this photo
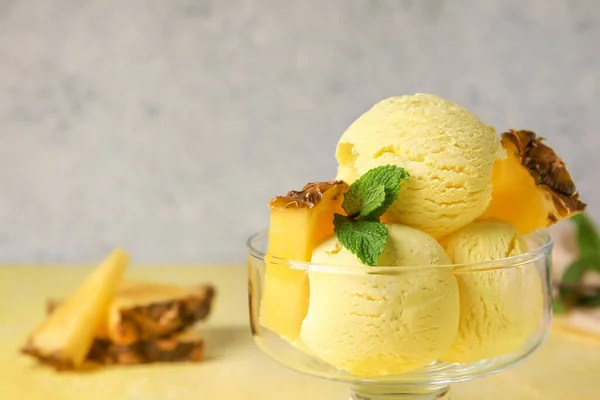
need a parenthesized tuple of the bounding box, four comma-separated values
(1, 265, 599, 400)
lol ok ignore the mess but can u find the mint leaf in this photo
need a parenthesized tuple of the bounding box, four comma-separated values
(334, 165, 409, 266)
(342, 165, 410, 220)
(334, 214, 387, 266)
(559, 256, 595, 305)
(357, 165, 409, 219)
(552, 298, 568, 314)
(341, 184, 365, 217)
(571, 213, 600, 272)
(556, 214, 600, 311)
(360, 184, 386, 218)
(342, 183, 386, 218)
(368, 165, 409, 218)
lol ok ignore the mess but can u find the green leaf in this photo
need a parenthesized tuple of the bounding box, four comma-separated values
(333, 214, 387, 266)
(359, 184, 386, 218)
(341, 183, 386, 218)
(364, 165, 410, 219)
(571, 213, 600, 272)
(342, 165, 410, 220)
(559, 256, 596, 304)
(335, 165, 409, 266)
(552, 298, 568, 314)
(341, 184, 363, 217)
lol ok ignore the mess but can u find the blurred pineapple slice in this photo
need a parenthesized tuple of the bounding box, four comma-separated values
(260, 180, 348, 340)
(47, 282, 215, 345)
(22, 249, 128, 369)
(480, 130, 586, 233)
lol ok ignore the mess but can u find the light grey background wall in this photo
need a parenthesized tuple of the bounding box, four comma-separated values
(0, 0, 598, 263)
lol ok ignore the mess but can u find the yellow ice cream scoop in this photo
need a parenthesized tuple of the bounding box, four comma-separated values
(300, 224, 459, 376)
(440, 221, 544, 363)
(336, 94, 505, 238)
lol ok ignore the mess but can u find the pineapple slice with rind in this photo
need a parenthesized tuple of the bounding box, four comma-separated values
(22, 249, 128, 369)
(260, 180, 348, 341)
(267, 181, 349, 258)
(105, 282, 214, 345)
(480, 130, 586, 234)
(47, 282, 215, 345)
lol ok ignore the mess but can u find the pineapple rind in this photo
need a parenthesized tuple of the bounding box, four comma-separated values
(503, 129, 586, 224)
(269, 180, 348, 210)
(481, 130, 586, 233)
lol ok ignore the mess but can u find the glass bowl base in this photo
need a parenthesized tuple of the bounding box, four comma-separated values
(350, 384, 450, 400)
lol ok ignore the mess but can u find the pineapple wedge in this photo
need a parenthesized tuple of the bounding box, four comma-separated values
(480, 130, 586, 233)
(260, 180, 348, 341)
(22, 249, 128, 369)
(47, 282, 215, 345)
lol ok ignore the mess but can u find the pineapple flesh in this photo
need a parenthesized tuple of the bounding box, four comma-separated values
(480, 130, 586, 234)
(22, 249, 129, 369)
(260, 180, 348, 341)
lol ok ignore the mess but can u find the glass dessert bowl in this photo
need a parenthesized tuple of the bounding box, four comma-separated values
(247, 230, 553, 400)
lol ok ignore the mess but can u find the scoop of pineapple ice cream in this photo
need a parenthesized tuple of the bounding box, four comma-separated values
(336, 94, 505, 238)
(300, 224, 459, 376)
(440, 221, 544, 363)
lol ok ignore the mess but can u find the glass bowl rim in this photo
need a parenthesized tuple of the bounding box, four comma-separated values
(246, 229, 553, 274)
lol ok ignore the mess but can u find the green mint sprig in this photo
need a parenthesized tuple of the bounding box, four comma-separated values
(333, 165, 410, 266)
(572, 213, 600, 269)
(554, 212, 600, 314)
